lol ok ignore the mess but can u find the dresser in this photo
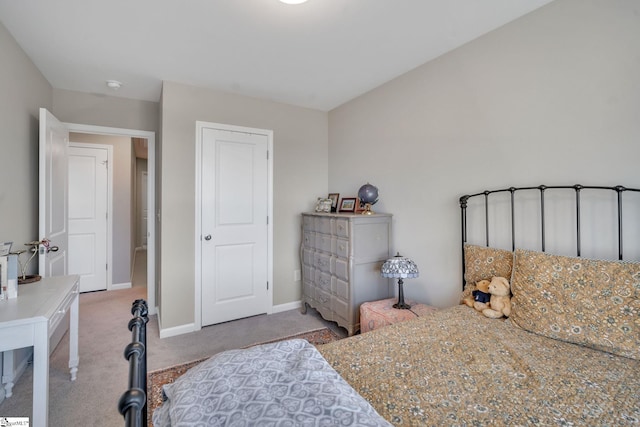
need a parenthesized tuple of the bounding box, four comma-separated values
(301, 212, 393, 335)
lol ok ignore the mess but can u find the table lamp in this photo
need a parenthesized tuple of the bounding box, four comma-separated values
(380, 252, 419, 309)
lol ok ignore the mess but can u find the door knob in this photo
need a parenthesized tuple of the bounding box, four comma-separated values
(204, 235, 212, 241)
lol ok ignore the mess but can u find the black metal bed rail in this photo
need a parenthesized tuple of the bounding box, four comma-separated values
(118, 299, 149, 427)
(460, 184, 640, 289)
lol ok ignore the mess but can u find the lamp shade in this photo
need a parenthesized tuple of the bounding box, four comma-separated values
(381, 253, 419, 279)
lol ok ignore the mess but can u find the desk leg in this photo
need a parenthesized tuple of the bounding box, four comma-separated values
(33, 321, 49, 427)
(68, 294, 79, 381)
(2, 350, 15, 397)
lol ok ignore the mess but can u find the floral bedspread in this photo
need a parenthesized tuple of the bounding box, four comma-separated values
(318, 305, 640, 426)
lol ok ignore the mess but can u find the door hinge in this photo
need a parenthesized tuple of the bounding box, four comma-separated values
(267, 281, 269, 290)
(267, 216, 269, 225)
(266, 151, 269, 160)
(106, 263, 108, 270)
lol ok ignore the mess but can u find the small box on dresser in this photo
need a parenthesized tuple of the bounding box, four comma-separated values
(300, 212, 393, 335)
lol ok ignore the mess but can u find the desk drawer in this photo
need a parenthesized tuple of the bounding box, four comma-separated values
(49, 281, 79, 336)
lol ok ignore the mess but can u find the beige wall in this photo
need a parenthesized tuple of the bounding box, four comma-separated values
(68, 133, 134, 285)
(52, 88, 159, 132)
(0, 20, 52, 394)
(0, 21, 52, 266)
(328, 0, 640, 307)
(159, 81, 328, 329)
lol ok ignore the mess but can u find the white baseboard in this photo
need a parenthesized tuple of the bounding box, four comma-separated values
(110, 282, 132, 291)
(272, 300, 302, 313)
(156, 301, 302, 339)
(158, 316, 195, 339)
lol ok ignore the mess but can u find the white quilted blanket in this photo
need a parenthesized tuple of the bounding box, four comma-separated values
(152, 339, 392, 426)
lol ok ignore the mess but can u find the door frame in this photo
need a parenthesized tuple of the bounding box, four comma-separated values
(65, 123, 156, 315)
(194, 121, 274, 331)
(68, 142, 113, 292)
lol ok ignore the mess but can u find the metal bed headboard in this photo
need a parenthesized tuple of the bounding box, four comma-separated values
(460, 184, 640, 290)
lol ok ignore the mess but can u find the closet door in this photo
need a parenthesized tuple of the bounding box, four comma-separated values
(199, 126, 270, 326)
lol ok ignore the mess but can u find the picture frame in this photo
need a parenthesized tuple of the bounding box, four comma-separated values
(328, 193, 340, 212)
(0, 241, 12, 257)
(315, 198, 332, 213)
(0, 256, 7, 300)
(355, 198, 366, 213)
(339, 197, 357, 213)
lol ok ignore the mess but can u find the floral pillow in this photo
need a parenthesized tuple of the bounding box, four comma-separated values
(461, 244, 514, 305)
(510, 249, 640, 360)
(463, 244, 514, 285)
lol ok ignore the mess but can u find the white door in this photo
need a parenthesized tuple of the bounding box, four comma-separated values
(200, 127, 269, 326)
(38, 108, 69, 277)
(68, 145, 108, 292)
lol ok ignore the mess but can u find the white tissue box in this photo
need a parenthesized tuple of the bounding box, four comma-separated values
(1, 254, 18, 299)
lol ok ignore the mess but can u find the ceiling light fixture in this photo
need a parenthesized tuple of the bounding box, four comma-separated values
(106, 80, 122, 90)
(279, 0, 308, 4)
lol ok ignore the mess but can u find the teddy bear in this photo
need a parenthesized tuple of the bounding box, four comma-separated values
(482, 276, 512, 319)
(461, 279, 492, 312)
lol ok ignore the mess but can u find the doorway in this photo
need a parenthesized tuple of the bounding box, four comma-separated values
(68, 143, 110, 292)
(66, 123, 156, 315)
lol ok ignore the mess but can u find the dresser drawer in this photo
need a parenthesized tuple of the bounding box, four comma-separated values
(50, 280, 79, 335)
(302, 231, 315, 249)
(316, 287, 332, 307)
(333, 296, 349, 320)
(315, 217, 333, 235)
(335, 258, 349, 281)
(336, 278, 349, 300)
(315, 270, 332, 293)
(302, 248, 314, 267)
(314, 252, 332, 273)
(302, 265, 315, 283)
(302, 280, 314, 299)
(336, 238, 349, 258)
(303, 215, 315, 231)
(335, 219, 349, 238)
(315, 234, 333, 253)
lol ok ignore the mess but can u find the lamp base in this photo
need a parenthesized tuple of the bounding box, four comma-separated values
(394, 278, 411, 309)
(393, 301, 412, 310)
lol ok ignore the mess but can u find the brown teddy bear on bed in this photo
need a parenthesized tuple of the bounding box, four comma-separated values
(461, 279, 491, 312)
(482, 276, 512, 318)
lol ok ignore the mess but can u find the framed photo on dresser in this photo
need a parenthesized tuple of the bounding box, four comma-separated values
(328, 193, 340, 212)
(339, 197, 357, 213)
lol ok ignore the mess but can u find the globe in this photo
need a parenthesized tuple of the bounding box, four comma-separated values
(358, 183, 379, 214)
(358, 183, 379, 204)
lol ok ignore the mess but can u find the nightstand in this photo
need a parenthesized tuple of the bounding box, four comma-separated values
(360, 297, 437, 333)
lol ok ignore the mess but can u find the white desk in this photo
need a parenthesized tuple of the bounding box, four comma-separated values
(0, 275, 80, 427)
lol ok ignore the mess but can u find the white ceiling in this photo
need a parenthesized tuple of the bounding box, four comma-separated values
(0, 0, 553, 111)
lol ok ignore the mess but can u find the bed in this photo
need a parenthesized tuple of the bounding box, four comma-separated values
(120, 184, 640, 426)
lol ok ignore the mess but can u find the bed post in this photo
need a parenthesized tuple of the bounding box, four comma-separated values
(574, 185, 583, 257)
(460, 194, 469, 290)
(118, 299, 149, 427)
(509, 187, 516, 251)
(615, 185, 626, 260)
(538, 185, 547, 252)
